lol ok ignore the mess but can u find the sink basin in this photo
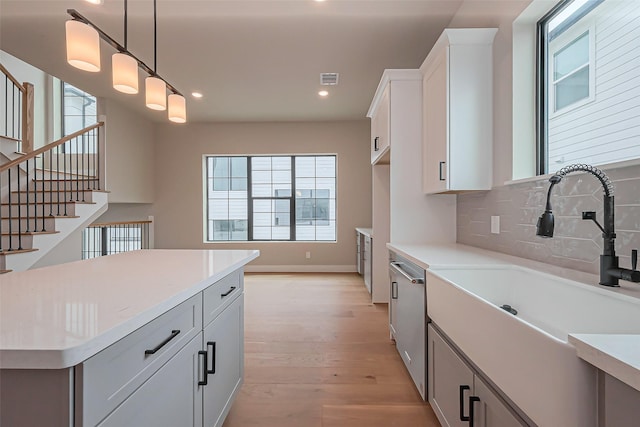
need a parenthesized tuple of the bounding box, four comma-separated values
(427, 265, 640, 427)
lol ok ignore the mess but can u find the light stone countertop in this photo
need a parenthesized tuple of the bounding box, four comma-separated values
(355, 227, 373, 238)
(0, 249, 259, 370)
(387, 242, 640, 393)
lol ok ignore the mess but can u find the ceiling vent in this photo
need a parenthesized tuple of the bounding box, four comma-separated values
(320, 73, 339, 86)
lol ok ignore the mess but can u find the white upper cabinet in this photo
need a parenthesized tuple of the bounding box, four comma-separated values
(421, 28, 497, 194)
(369, 84, 390, 164)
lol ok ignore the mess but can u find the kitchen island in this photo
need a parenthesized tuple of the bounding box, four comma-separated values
(0, 249, 259, 427)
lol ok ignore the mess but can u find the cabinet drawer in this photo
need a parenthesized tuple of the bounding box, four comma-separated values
(203, 269, 243, 327)
(81, 294, 203, 427)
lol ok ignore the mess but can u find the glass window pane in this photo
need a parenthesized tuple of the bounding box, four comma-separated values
(231, 157, 247, 177)
(253, 227, 271, 240)
(231, 178, 247, 191)
(553, 32, 589, 81)
(296, 157, 315, 177)
(272, 227, 290, 240)
(254, 212, 272, 227)
(272, 157, 291, 170)
(555, 67, 589, 111)
(316, 156, 336, 178)
(253, 200, 271, 213)
(275, 199, 289, 212)
(252, 184, 272, 197)
(213, 178, 229, 191)
(212, 158, 229, 178)
(272, 170, 291, 184)
(273, 186, 291, 197)
(252, 170, 271, 184)
(252, 157, 271, 170)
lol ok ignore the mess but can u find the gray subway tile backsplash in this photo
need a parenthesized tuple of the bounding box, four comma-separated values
(456, 163, 640, 276)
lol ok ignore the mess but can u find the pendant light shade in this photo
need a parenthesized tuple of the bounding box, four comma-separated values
(145, 76, 166, 110)
(112, 53, 138, 94)
(65, 20, 101, 72)
(168, 94, 187, 123)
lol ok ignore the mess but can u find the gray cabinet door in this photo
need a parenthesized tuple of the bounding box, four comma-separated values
(363, 236, 372, 293)
(428, 324, 474, 427)
(97, 335, 203, 427)
(473, 376, 524, 427)
(396, 274, 426, 399)
(203, 295, 244, 427)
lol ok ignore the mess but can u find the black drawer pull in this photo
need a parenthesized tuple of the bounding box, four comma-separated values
(469, 395, 480, 427)
(460, 384, 470, 421)
(207, 341, 216, 375)
(144, 329, 180, 355)
(374, 136, 380, 151)
(198, 350, 208, 386)
(439, 161, 446, 181)
(221, 286, 236, 297)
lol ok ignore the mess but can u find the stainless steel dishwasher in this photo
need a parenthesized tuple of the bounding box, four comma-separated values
(389, 252, 426, 400)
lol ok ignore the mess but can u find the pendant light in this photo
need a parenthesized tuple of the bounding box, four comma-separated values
(65, 20, 101, 72)
(145, 76, 166, 110)
(112, 1, 138, 94)
(168, 94, 186, 123)
(145, 0, 167, 111)
(65, 1, 185, 122)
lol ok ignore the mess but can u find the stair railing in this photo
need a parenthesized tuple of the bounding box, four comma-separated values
(0, 122, 104, 253)
(82, 219, 152, 259)
(0, 63, 34, 153)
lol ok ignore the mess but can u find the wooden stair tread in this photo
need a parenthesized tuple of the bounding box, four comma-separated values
(37, 168, 95, 178)
(0, 248, 38, 256)
(11, 189, 106, 194)
(32, 178, 100, 182)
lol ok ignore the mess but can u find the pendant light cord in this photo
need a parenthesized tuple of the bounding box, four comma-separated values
(153, 0, 157, 74)
(123, 0, 128, 49)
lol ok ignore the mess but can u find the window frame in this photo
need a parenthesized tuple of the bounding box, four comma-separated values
(203, 154, 337, 243)
(536, 0, 603, 175)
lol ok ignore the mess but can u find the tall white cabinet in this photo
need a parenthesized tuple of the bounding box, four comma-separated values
(421, 28, 497, 194)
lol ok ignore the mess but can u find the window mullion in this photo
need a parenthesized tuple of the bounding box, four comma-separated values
(290, 156, 296, 241)
(247, 156, 253, 241)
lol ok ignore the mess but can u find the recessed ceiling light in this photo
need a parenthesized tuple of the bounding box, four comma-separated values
(318, 90, 329, 97)
(191, 92, 204, 99)
(84, 0, 104, 4)
(314, 0, 326, 2)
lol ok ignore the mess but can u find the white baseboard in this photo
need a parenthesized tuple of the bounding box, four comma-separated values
(244, 264, 358, 273)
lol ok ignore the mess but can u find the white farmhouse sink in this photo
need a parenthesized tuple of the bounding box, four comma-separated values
(427, 265, 640, 427)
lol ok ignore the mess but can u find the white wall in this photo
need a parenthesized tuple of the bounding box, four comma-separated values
(150, 120, 372, 270)
(0, 50, 50, 148)
(101, 98, 155, 203)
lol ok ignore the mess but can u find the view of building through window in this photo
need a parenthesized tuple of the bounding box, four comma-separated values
(538, 0, 640, 173)
(62, 82, 97, 153)
(205, 155, 336, 242)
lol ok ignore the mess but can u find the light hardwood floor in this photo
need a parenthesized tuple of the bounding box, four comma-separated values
(223, 273, 441, 427)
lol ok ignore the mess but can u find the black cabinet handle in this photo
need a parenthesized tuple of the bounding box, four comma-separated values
(439, 161, 446, 181)
(144, 330, 180, 355)
(198, 350, 208, 386)
(207, 341, 216, 375)
(221, 286, 236, 298)
(459, 385, 470, 421)
(391, 281, 398, 299)
(469, 395, 480, 427)
(374, 137, 380, 151)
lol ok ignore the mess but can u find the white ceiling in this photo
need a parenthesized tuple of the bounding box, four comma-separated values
(0, 0, 465, 123)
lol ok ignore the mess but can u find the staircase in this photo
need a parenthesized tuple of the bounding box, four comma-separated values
(0, 123, 108, 274)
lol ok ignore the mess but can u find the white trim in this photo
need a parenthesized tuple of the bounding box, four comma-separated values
(366, 69, 421, 118)
(244, 264, 357, 273)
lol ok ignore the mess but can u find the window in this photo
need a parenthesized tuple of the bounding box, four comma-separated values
(205, 155, 336, 242)
(62, 82, 97, 152)
(537, 0, 640, 173)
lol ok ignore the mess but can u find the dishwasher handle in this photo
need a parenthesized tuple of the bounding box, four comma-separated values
(389, 262, 424, 284)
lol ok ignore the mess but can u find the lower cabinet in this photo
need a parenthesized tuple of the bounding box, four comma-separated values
(428, 324, 526, 427)
(363, 235, 372, 294)
(202, 295, 244, 427)
(97, 334, 203, 427)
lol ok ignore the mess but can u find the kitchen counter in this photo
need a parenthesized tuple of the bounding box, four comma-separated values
(355, 227, 373, 237)
(388, 242, 640, 398)
(569, 334, 640, 392)
(0, 249, 259, 369)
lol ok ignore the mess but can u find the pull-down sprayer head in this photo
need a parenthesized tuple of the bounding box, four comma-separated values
(536, 175, 563, 238)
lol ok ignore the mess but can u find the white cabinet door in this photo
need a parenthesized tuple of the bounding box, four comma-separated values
(371, 85, 390, 164)
(423, 48, 448, 194)
(473, 376, 524, 427)
(363, 236, 372, 294)
(97, 334, 203, 427)
(202, 295, 244, 427)
(428, 324, 474, 427)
